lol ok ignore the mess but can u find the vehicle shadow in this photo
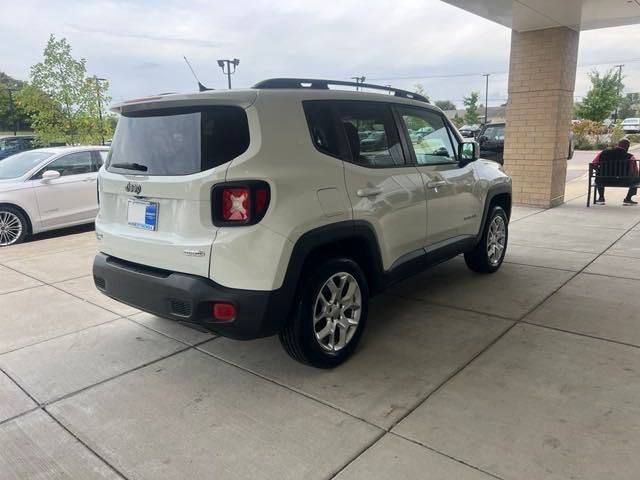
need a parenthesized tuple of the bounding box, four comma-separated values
(26, 223, 95, 243)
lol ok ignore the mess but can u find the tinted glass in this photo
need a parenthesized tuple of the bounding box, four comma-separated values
(303, 101, 340, 157)
(337, 103, 404, 167)
(0, 138, 20, 152)
(0, 151, 53, 179)
(34, 151, 93, 179)
(399, 107, 457, 164)
(107, 106, 249, 176)
(483, 125, 505, 141)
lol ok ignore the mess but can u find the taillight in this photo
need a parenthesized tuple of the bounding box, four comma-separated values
(211, 302, 236, 321)
(212, 181, 270, 226)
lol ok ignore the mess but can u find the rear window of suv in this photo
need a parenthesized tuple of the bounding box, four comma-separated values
(107, 106, 249, 176)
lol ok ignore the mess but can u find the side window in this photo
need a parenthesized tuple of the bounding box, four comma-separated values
(33, 151, 93, 179)
(95, 151, 108, 171)
(398, 107, 458, 165)
(337, 102, 404, 168)
(303, 101, 341, 158)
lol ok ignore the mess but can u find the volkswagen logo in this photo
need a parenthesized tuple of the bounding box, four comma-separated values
(125, 182, 142, 195)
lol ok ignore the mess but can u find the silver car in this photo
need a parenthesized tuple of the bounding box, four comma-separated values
(0, 146, 108, 246)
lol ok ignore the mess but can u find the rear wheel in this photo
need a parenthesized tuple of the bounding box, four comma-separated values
(0, 207, 28, 246)
(464, 206, 508, 273)
(279, 258, 368, 368)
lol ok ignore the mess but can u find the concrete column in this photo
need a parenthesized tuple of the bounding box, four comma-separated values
(503, 27, 579, 208)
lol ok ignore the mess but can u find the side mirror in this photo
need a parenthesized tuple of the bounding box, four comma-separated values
(459, 141, 479, 163)
(41, 170, 61, 181)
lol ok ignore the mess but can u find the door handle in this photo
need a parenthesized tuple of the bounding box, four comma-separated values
(426, 180, 446, 189)
(356, 187, 383, 197)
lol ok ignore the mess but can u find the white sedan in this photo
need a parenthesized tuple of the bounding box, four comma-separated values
(0, 146, 108, 246)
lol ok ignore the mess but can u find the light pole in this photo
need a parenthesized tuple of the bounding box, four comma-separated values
(92, 76, 107, 146)
(483, 73, 490, 125)
(217, 59, 240, 89)
(614, 64, 624, 122)
(351, 76, 366, 91)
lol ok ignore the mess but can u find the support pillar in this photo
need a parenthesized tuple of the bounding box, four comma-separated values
(503, 27, 579, 208)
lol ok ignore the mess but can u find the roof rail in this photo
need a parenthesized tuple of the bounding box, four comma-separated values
(251, 78, 429, 103)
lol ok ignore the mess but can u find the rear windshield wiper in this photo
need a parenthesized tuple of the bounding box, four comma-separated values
(110, 162, 148, 172)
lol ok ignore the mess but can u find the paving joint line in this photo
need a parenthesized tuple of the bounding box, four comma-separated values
(327, 430, 387, 480)
(42, 408, 131, 480)
(389, 431, 507, 480)
(521, 321, 640, 350)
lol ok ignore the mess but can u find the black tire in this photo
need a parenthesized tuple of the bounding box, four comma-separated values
(464, 205, 508, 273)
(279, 257, 369, 368)
(0, 206, 28, 247)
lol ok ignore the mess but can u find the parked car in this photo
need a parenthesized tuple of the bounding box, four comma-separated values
(0, 135, 36, 161)
(0, 146, 107, 246)
(360, 131, 387, 152)
(622, 118, 640, 133)
(477, 122, 575, 164)
(458, 124, 480, 138)
(93, 78, 512, 368)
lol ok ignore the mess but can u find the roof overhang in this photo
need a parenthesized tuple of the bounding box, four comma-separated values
(442, 0, 640, 32)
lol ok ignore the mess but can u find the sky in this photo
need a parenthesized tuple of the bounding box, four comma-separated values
(1, 0, 640, 109)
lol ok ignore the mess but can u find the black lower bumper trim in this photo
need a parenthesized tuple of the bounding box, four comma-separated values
(93, 253, 287, 340)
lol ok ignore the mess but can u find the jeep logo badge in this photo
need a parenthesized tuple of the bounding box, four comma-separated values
(125, 182, 142, 195)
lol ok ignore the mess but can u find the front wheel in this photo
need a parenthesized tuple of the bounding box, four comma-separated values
(0, 207, 28, 247)
(279, 258, 368, 368)
(464, 206, 508, 273)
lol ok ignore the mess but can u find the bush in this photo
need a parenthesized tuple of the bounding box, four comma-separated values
(610, 121, 625, 144)
(595, 141, 610, 150)
(574, 136, 594, 150)
(627, 133, 640, 144)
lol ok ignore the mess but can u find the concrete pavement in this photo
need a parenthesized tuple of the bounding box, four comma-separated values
(1, 186, 640, 479)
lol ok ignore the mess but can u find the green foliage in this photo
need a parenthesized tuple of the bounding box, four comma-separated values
(574, 69, 621, 122)
(18, 34, 112, 145)
(452, 113, 464, 128)
(413, 83, 430, 102)
(0, 72, 31, 132)
(610, 120, 625, 145)
(434, 100, 456, 111)
(574, 136, 594, 150)
(618, 93, 640, 120)
(463, 91, 481, 125)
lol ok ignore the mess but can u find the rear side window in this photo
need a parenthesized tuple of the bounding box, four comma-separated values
(107, 106, 249, 176)
(303, 101, 341, 158)
(337, 102, 405, 168)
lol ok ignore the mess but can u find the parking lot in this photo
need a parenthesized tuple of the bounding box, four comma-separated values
(1, 175, 640, 479)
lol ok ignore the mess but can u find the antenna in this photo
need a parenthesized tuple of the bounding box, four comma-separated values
(183, 56, 213, 92)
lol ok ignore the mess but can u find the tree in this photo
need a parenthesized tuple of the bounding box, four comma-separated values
(452, 113, 464, 128)
(18, 35, 112, 145)
(435, 100, 456, 111)
(0, 72, 31, 133)
(463, 91, 481, 125)
(413, 83, 430, 102)
(574, 70, 621, 122)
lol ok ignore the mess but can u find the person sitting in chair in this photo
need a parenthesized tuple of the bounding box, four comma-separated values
(592, 138, 638, 205)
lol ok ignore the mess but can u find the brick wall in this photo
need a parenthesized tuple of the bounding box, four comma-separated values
(504, 27, 580, 207)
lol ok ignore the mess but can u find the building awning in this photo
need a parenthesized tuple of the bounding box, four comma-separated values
(442, 0, 640, 32)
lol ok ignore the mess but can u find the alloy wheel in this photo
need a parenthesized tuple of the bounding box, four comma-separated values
(486, 215, 506, 266)
(313, 272, 362, 353)
(0, 212, 23, 246)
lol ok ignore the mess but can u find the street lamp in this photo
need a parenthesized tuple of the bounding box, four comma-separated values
(483, 73, 490, 125)
(351, 76, 366, 91)
(217, 58, 240, 89)
(91, 76, 107, 146)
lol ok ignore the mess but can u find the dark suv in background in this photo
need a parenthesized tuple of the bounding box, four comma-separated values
(0, 135, 36, 161)
(477, 122, 576, 165)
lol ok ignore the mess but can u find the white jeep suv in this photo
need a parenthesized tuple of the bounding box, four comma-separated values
(93, 78, 512, 368)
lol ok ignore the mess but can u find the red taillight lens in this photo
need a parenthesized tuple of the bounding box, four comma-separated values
(212, 182, 270, 226)
(221, 188, 249, 221)
(212, 302, 236, 321)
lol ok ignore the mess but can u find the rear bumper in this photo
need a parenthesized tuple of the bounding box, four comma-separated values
(93, 253, 288, 340)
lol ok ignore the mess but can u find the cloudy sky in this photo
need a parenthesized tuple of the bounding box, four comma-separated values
(2, 0, 640, 108)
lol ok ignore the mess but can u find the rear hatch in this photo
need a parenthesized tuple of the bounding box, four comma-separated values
(96, 92, 256, 277)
